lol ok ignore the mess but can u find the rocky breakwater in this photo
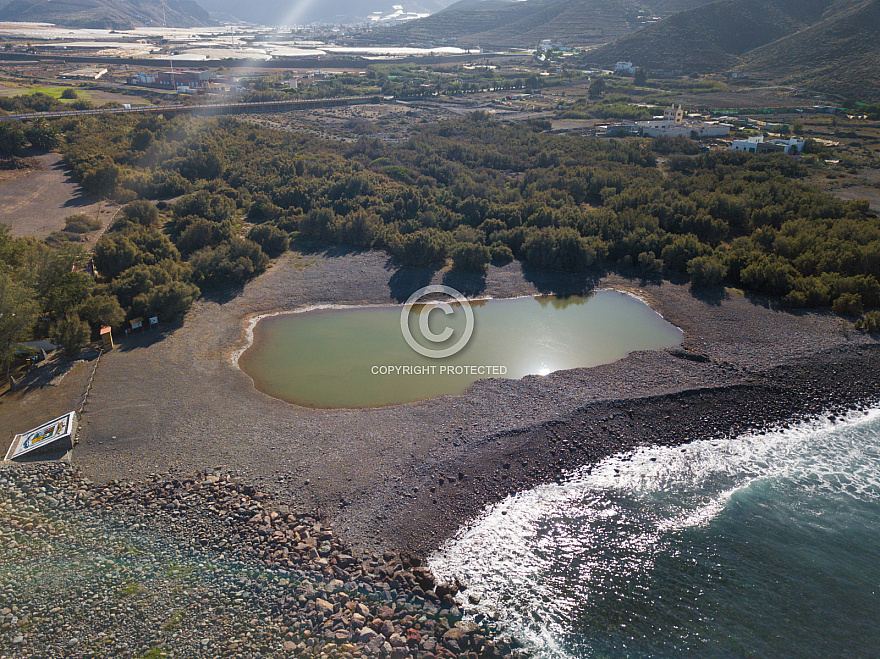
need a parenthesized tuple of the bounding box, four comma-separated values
(0, 463, 519, 659)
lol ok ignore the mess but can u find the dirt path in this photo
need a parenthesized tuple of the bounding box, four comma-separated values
(0, 152, 114, 239)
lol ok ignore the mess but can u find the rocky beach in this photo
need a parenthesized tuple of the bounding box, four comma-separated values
(0, 463, 508, 658)
(2, 248, 880, 657)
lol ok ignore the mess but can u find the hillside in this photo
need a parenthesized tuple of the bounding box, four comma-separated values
(373, 0, 719, 48)
(585, 0, 833, 72)
(196, 0, 456, 25)
(0, 0, 215, 29)
(741, 0, 880, 101)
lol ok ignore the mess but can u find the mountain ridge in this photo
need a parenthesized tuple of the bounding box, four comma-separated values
(585, 0, 834, 72)
(584, 0, 880, 100)
(372, 0, 720, 49)
(0, 0, 215, 29)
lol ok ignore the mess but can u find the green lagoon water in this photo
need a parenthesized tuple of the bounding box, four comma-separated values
(238, 290, 683, 408)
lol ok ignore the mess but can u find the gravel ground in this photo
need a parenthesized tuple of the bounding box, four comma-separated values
(0, 152, 114, 241)
(60, 249, 880, 558)
(0, 462, 510, 659)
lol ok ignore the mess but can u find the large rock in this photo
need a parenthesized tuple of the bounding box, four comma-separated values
(315, 598, 334, 615)
(443, 627, 469, 650)
(412, 567, 436, 591)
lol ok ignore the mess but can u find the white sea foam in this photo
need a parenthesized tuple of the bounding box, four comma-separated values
(429, 405, 880, 658)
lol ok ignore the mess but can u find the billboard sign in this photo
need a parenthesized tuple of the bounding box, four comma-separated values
(4, 411, 77, 461)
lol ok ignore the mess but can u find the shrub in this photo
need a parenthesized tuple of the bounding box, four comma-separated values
(131, 281, 199, 320)
(24, 120, 62, 150)
(651, 135, 700, 155)
(120, 200, 160, 228)
(0, 123, 27, 156)
(247, 224, 290, 258)
(190, 238, 269, 287)
(51, 312, 90, 356)
(687, 256, 727, 287)
(489, 241, 514, 263)
(392, 229, 451, 267)
(832, 293, 863, 317)
(638, 251, 663, 275)
(451, 242, 491, 273)
(856, 311, 880, 333)
(64, 214, 102, 234)
(523, 227, 597, 272)
(661, 235, 711, 272)
(60, 88, 78, 100)
(172, 191, 236, 225)
(94, 227, 180, 279)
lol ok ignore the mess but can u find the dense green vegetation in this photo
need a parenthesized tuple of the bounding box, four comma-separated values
(0, 226, 123, 364)
(60, 112, 880, 317)
(558, 97, 656, 121)
(0, 92, 95, 115)
(3, 107, 879, 364)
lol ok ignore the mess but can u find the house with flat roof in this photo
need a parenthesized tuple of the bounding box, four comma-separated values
(636, 104, 731, 138)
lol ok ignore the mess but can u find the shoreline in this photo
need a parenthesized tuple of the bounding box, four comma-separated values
(229, 287, 684, 408)
(53, 249, 880, 558)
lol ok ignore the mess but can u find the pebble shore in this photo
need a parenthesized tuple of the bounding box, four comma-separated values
(0, 463, 514, 659)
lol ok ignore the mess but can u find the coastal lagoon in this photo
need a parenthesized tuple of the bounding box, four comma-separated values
(430, 407, 880, 658)
(238, 290, 683, 408)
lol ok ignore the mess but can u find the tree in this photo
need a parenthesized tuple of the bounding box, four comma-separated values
(51, 312, 90, 357)
(634, 69, 647, 86)
(60, 88, 78, 100)
(489, 241, 514, 263)
(78, 293, 125, 329)
(638, 251, 663, 275)
(589, 77, 606, 99)
(0, 272, 37, 373)
(524, 227, 597, 272)
(41, 270, 93, 319)
(173, 191, 236, 225)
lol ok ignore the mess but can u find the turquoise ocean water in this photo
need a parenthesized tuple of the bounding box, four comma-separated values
(430, 407, 880, 658)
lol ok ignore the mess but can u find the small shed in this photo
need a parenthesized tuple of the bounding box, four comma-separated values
(100, 326, 114, 351)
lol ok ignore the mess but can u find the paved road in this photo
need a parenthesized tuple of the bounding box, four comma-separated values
(0, 95, 380, 122)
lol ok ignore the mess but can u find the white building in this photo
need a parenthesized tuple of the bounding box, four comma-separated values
(729, 135, 805, 155)
(59, 67, 107, 80)
(615, 61, 636, 73)
(636, 104, 731, 138)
